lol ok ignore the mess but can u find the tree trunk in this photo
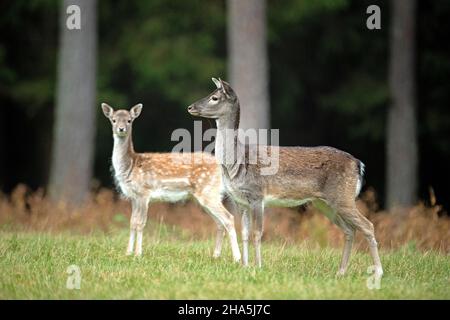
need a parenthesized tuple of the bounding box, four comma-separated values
(386, 0, 418, 208)
(49, 0, 97, 204)
(227, 0, 270, 130)
(0, 107, 5, 190)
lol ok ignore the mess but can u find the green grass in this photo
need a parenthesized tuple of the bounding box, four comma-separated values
(0, 228, 449, 299)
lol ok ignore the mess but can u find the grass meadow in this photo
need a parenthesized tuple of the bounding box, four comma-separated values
(0, 185, 449, 299)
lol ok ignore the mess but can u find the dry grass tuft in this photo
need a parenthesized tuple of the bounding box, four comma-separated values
(0, 185, 449, 253)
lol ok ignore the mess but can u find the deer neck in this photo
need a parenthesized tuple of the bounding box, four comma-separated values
(112, 131, 135, 181)
(215, 102, 245, 179)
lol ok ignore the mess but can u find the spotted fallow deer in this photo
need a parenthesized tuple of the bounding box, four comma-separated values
(187, 78, 383, 276)
(101, 103, 241, 262)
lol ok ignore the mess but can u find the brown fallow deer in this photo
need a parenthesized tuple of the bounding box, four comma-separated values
(101, 103, 241, 262)
(187, 78, 383, 277)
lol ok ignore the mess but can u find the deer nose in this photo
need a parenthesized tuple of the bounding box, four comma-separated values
(118, 127, 126, 132)
(187, 105, 198, 114)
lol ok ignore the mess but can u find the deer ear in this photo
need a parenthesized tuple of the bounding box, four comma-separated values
(212, 77, 222, 89)
(218, 78, 231, 96)
(101, 103, 114, 118)
(130, 103, 143, 119)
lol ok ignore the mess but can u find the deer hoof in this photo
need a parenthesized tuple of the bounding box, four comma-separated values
(336, 269, 347, 277)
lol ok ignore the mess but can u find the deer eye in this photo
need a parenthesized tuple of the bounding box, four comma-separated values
(112, 119, 116, 123)
(211, 96, 218, 102)
(127, 120, 131, 124)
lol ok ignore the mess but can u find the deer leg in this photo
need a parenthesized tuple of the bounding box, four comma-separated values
(241, 209, 251, 266)
(342, 206, 383, 277)
(202, 209, 225, 258)
(134, 200, 149, 257)
(214, 207, 241, 263)
(334, 215, 355, 276)
(313, 199, 355, 275)
(252, 201, 264, 268)
(197, 195, 241, 263)
(363, 222, 383, 277)
(369, 244, 383, 277)
(127, 200, 139, 255)
(357, 215, 382, 276)
(127, 229, 136, 256)
(213, 224, 225, 258)
(213, 198, 240, 258)
(223, 216, 241, 263)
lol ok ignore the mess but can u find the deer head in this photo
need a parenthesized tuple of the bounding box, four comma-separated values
(101, 103, 143, 138)
(187, 78, 238, 119)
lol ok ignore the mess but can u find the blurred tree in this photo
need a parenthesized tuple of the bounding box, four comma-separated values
(48, 0, 97, 204)
(386, 0, 418, 208)
(0, 0, 58, 191)
(227, 0, 269, 130)
(0, 107, 4, 188)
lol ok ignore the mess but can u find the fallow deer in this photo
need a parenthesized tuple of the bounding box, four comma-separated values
(101, 103, 241, 262)
(187, 78, 383, 276)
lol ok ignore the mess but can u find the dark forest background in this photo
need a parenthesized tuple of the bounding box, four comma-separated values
(0, 0, 449, 210)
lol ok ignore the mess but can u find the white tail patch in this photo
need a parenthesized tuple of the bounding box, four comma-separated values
(356, 161, 365, 196)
